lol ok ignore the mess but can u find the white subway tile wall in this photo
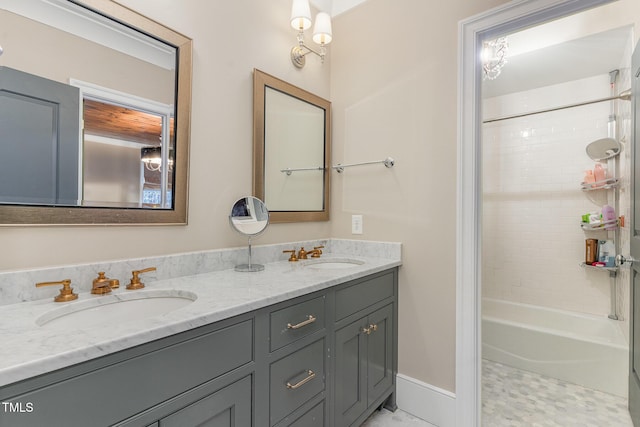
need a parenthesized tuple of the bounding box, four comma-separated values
(482, 73, 631, 318)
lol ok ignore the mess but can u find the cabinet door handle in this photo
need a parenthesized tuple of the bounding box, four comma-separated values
(362, 324, 378, 335)
(286, 370, 315, 389)
(287, 315, 316, 330)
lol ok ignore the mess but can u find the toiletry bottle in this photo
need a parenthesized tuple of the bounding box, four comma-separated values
(602, 205, 616, 230)
(583, 170, 595, 187)
(594, 163, 606, 186)
(586, 239, 598, 264)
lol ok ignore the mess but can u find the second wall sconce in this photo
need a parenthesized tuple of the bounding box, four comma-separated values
(290, 0, 332, 68)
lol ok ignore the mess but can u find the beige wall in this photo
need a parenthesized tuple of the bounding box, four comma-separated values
(328, 0, 510, 393)
(0, 0, 331, 271)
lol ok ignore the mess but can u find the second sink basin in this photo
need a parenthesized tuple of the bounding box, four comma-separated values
(306, 258, 365, 269)
(36, 289, 197, 329)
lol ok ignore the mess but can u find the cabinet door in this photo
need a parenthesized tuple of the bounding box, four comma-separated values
(334, 317, 367, 427)
(367, 304, 394, 404)
(160, 376, 252, 427)
(0, 66, 80, 205)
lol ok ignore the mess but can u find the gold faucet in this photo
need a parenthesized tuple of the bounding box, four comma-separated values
(308, 245, 325, 258)
(127, 267, 156, 290)
(36, 279, 78, 302)
(91, 272, 120, 295)
(297, 247, 308, 260)
(283, 249, 298, 262)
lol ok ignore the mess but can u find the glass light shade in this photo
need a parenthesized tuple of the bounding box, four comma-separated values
(290, 0, 312, 30)
(312, 12, 332, 45)
(141, 146, 161, 165)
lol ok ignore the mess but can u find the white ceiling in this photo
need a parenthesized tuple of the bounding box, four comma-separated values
(483, 21, 632, 98)
(309, 1, 632, 99)
(310, 0, 368, 16)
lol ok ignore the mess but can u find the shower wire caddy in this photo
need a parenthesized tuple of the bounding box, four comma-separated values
(579, 136, 621, 321)
(580, 177, 619, 191)
(580, 218, 619, 231)
(579, 262, 618, 273)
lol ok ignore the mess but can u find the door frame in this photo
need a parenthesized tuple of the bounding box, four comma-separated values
(456, 0, 618, 425)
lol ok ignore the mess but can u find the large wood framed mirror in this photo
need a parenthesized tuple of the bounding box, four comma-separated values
(253, 69, 330, 223)
(0, 0, 192, 225)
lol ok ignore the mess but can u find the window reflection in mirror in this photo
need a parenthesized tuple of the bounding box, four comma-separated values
(79, 90, 175, 209)
(253, 69, 331, 223)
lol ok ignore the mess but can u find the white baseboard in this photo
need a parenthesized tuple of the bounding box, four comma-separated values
(396, 374, 456, 427)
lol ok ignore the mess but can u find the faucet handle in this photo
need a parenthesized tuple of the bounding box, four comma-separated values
(127, 267, 156, 290)
(283, 250, 298, 262)
(298, 247, 308, 260)
(310, 245, 325, 258)
(36, 279, 78, 302)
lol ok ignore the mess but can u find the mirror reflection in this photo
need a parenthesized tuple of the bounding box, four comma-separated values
(253, 69, 331, 223)
(230, 196, 270, 272)
(0, 0, 178, 210)
(230, 197, 270, 236)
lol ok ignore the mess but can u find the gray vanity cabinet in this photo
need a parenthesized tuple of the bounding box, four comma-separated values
(0, 268, 397, 427)
(333, 271, 397, 427)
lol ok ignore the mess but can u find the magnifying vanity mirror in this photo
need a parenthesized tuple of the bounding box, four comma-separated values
(0, 0, 192, 225)
(229, 196, 270, 272)
(253, 69, 330, 223)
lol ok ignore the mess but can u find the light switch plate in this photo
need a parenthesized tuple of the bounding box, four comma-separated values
(352, 215, 363, 234)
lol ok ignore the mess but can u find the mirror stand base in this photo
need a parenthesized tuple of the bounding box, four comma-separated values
(234, 264, 265, 272)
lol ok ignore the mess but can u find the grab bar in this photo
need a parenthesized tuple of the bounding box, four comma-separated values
(332, 157, 394, 173)
(280, 166, 325, 176)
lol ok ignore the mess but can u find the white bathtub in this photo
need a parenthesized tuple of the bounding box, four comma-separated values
(482, 298, 629, 397)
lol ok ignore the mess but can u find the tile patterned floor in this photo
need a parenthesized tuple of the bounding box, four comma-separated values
(482, 360, 633, 427)
(362, 408, 435, 426)
(362, 360, 633, 426)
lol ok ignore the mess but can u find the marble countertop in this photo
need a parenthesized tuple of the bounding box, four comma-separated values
(0, 254, 401, 387)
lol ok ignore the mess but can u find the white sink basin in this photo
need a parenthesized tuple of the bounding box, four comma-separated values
(306, 258, 365, 269)
(36, 289, 197, 329)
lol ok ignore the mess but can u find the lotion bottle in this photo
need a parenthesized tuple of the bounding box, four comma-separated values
(594, 163, 606, 186)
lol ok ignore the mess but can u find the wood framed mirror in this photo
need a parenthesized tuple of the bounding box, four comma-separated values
(253, 69, 330, 223)
(0, 0, 192, 225)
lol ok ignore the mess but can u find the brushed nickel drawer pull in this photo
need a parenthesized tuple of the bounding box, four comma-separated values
(287, 315, 316, 330)
(286, 370, 315, 389)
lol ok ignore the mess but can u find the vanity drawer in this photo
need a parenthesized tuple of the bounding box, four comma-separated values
(270, 339, 325, 425)
(275, 400, 325, 427)
(335, 271, 394, 321)
(270, 295, 325, 351)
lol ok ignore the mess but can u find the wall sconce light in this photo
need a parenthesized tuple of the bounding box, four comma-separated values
(141, 146, 173, 172)
(290, 0, 332, 68)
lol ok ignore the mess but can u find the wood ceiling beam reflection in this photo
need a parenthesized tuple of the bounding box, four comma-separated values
(83, 99, 174, 146)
